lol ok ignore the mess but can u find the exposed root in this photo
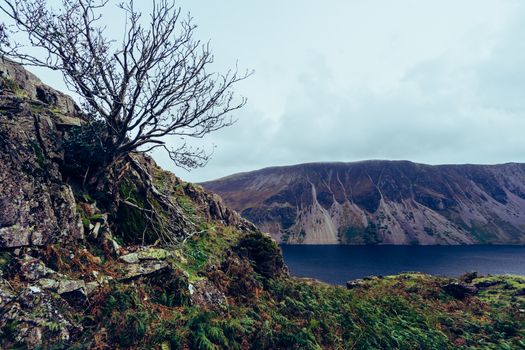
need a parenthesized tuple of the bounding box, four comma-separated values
(121, 155, 201, 247)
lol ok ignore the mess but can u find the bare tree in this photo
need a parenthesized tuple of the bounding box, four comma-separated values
(0, 0, 250, 245)
(0, 0, 249, 172)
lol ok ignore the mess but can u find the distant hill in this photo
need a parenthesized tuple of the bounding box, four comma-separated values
(201, 161, 525, 245)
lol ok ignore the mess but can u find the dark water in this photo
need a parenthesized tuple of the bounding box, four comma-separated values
(280, 245, 525, 285)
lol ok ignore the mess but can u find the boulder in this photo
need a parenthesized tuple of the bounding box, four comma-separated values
(120, 247, 171, 264)
(0, 59, 80, 116)
(119, 261, 169, 281)
(184, 182, 258, 232)
(57, 279, 86, 295)
(120, 252, 140, 264)
(37, 278, 60, 290)
(442, 282, 478, 299)
(346, 279, 368, 290)
(17, 255, 55, 281)
(0, 282, 82, 349)
(190, 279, 227, 309)
(460, 271, 478, 283)
(0, 278, 15, 308)
(57, 279, 88, 307)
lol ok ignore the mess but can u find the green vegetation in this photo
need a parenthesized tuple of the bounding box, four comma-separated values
(342, 223, 380, 244)
(69, 267, 525, 349)
(1, 76, 27, 98)
(116, 178, 153, 244)
(62, 121, 110, 179)
(61, 167, 525, 349)
(3, 156, 525, 349)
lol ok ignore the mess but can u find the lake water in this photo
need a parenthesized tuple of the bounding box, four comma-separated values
(280, 245, 525, 285)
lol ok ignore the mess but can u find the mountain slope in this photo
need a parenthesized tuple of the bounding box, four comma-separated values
(202, 161, 525, 244)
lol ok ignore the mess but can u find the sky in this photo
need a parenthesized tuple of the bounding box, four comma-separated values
(20, 0, 525, 182)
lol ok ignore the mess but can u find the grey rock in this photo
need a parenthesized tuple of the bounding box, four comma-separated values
(18, 255, 55, 281)
(57, 279, 86, 295)
(37, 278, 60, 290)
(0, 59, 80, 116)
(0, 278, 15, 308)
(120, 247, 171, 264)
(120, 252, 140, 264)
(460, 271, 478, 283)
(346, 279, 368, 290)
(0, 283, 81, 348)
(190, 279, 227, 309)
(100, 230, 121, 256)
(120, 261, 169, 280)
(85, 281, 101, 295)
(91, 221, 101, 239)
(442, 282, 478, 299)
(0, 60, 83, 248)
(58, 279, 88, 308)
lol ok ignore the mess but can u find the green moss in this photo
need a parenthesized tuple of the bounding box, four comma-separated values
(76, 204, 91, 229)
(30, 102, 46, 113)
(179, 224, 242, 280)
(88, 213, 105, 222)
(0, 252, 11, 270)
(1, 76, 18, 91)
(115, 179, 154, 244)
(30, 140, 46, 169)
(176, 194, 197, 221)
(82, 193, 94, 203)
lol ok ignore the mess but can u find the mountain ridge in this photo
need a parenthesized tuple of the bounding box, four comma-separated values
(201, 160, 525, 245)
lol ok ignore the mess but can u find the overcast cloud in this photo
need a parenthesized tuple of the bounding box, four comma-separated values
(26, 1, 525, 182)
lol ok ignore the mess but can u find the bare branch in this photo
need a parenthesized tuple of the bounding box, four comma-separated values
(0, 0, 250, 170)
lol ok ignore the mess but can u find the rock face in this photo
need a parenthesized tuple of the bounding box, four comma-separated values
(0, 59, 83, 248)
(201, 161, 525, 244)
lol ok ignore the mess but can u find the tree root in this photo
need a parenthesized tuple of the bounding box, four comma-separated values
(121, 155, 201, 247)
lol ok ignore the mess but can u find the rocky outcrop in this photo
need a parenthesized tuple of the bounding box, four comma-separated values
(189, 279, 228, 309)
(202, 161, 525, 245)
(0, 59, 83, 248)
(0, 56, 286, 347)
(442, 282, 478, 299)
(0, 281, 82, 348)
(346, 279, 368, 290)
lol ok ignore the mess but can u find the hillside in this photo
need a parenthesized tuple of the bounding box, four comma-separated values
(1, 60, 525, 349)
(202, 161, 525, 244)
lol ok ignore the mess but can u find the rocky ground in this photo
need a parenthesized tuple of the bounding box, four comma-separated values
(1, 60, 525, 349)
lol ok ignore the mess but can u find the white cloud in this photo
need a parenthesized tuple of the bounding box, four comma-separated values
(173, 0, 525, 182)
(20, 1, 525, 182)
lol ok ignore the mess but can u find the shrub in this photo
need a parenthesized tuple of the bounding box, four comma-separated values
(62, 121, 111, 179)
(234, 232, 285, 279)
